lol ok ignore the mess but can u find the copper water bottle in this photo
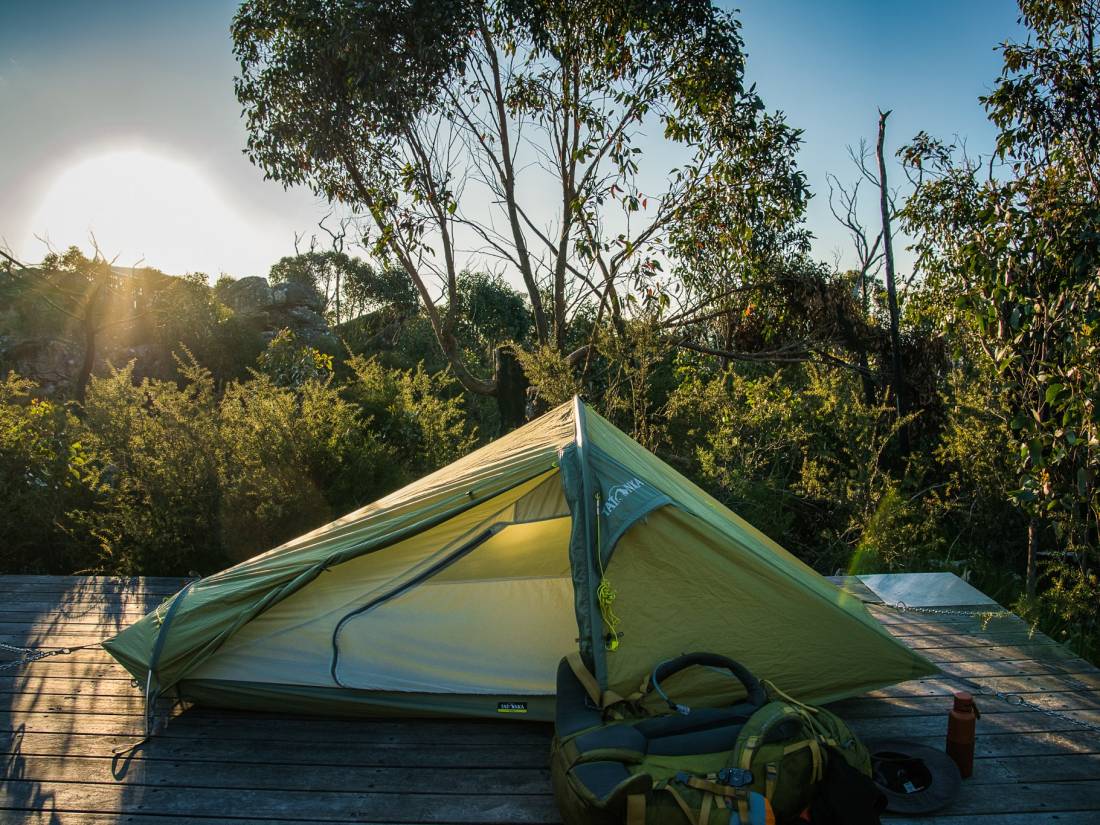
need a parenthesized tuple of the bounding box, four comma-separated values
(946, 691, 980, 778)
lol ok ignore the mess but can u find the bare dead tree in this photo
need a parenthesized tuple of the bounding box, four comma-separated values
(828, 143, 892, 406)
(317, 214, 351, 326)
(825, 117, 909, 435)
(876, 110, 909, 453)
(827, 159, 883, 315)
(282, 215, 358, 325)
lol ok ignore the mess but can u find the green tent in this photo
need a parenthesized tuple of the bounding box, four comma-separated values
(105, 398, 936, 721)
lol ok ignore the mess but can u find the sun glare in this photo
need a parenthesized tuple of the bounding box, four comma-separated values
(28, 148, 270, 276)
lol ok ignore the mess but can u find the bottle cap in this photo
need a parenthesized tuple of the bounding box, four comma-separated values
(952, 691, 973, 710)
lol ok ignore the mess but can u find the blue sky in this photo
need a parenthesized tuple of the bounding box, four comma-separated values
(736, 0, 1021, 267)
(0, 0, 1023, 278)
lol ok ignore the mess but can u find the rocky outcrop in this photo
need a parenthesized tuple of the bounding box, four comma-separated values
(272, 280, 324, 312)
(2, 273, 340, 396)
(0, 336, 82, 395)
(221, 276, 274, 315)
(247, 278, 336, 351)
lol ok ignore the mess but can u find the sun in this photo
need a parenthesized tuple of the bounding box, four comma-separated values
(28, 148, 269, 276)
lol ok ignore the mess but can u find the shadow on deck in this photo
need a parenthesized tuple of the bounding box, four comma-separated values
(1, 574, 1098, 825)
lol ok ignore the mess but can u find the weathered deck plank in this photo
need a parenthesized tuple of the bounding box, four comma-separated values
(2, 575, 1099, 824)
(9, 754, 553, 794)
(0, 781, 561, 823)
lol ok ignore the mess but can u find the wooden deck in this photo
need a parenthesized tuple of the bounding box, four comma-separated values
(2, 575, 1098, 825)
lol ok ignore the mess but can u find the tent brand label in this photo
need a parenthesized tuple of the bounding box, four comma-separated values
(497, 701, 528, 714)
(602, 478, 644, 516)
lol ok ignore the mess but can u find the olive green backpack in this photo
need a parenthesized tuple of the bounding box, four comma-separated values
(729, 680, 871, 818)
(551, 653, 871, 825)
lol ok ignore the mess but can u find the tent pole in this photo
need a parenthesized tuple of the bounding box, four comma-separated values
(572, 396, 607, 691)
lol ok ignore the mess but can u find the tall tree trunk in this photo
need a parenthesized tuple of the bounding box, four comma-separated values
(479, 19, 549, 346)
(858, 350, 877, 406)
(1026, 517, 1040, 597)
(74, 280, 106, 405)
(876, 109, 909, 454)
(74, 320, 97, 405)
(335, 267, 341, 327)
(493, 345, 529, 434)
(720, 315, 734, 372)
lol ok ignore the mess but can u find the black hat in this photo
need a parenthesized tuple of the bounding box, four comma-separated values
(866, 740, 962, 815)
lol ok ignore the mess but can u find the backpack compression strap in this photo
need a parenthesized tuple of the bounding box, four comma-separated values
(565, 652, 641, 710)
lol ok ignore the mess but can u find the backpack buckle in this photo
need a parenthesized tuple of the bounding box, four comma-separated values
(715, 767, 754, 788)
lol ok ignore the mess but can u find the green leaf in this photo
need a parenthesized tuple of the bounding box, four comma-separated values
(1028, 439, 1043, 466)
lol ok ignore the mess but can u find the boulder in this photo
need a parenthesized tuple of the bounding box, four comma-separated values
(272, 281, 325, 312)
(282, 306, 339, 351)
(222, 276, 273, 316)
(1, 337, 82, 396)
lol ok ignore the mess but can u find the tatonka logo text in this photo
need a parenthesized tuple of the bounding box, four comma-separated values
(602, 478, 644, 516)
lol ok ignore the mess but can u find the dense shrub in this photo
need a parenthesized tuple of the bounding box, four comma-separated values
(82, 359, 224, 575)
(0, 373, 102, 572)
(343, 355, 474, 480)
(0, 337, 473, 574)
(218, 373, 395, 560)
(665, 363, 904, 572)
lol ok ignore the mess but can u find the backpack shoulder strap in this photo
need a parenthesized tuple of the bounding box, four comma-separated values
(566, 652, 602, 705)
(565, 651, 641, 711)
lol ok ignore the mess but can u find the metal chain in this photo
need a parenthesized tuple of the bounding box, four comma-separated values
(947, 673, 1100, 734)
(885, 601, 1017, 621)
(0, 640, 96, 672)
(875, 605, 1100, 734)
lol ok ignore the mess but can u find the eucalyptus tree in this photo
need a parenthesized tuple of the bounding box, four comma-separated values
(902, 0, 1100, 595)
(232, 0, 807, 424)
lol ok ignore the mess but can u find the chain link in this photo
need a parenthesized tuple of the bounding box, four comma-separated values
(876, 604, 1100, 734)
(0, 640, 94, 672)
(883, 601, 1027, 633)
(947, 673, 1100, 734)
(885, 601, 1017, 620)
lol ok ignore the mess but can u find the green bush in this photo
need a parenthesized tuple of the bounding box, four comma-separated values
(1014, 563, 1100, 663)
(218, 373, 396, 560)
(665, 363, 904, 572)
(343, 355, 474, 480)
(81, 359, 224, 575)
(257, 328, 334, 387)
(0, 372, 102, 573)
